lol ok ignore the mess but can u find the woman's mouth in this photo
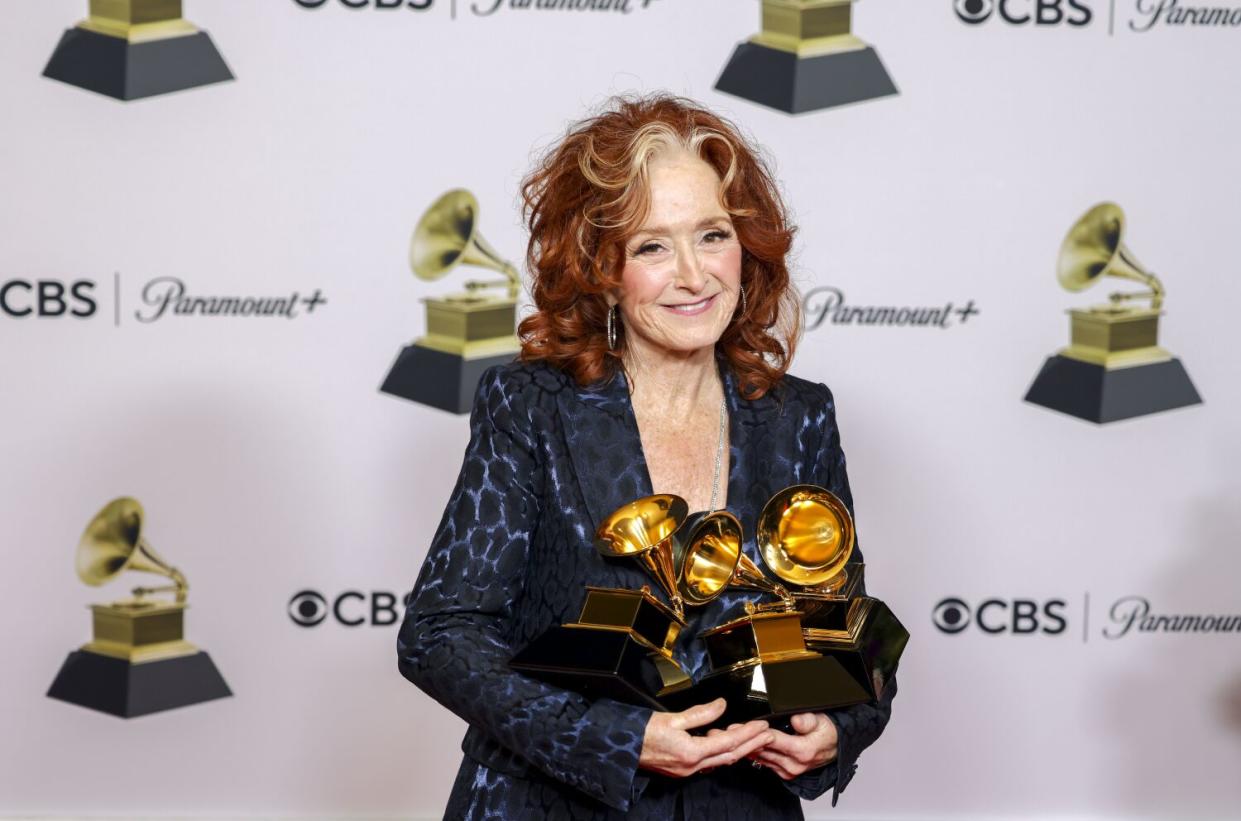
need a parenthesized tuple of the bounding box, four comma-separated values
(661, 294, 716, 316)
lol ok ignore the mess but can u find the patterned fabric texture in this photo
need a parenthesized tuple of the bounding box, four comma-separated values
(397, 354, 898, 819)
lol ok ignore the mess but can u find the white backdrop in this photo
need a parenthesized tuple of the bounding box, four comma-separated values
(2, 1, 1239, 818)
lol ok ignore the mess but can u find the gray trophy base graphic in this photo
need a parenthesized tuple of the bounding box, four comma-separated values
(714, 42, 897, 114)
(380, 345, 517, 415)
(43, 28, 233, 101)
(47, 650, 232, 718)
(1024, 355, 1202, 424)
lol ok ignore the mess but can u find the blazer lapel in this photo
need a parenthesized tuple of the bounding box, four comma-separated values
(556, 369, 654, 535)
(719, 361, 783, 551)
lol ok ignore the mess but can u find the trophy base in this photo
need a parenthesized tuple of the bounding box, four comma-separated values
(1024, 354, 1202, 424)
(43, 28, 233, 101)
(509, 625, 682, 711)
(46, 649, 231, 718)
(714, 42, 897, 114)
(380, 344, 516, 415)
(803, 598, 909, 703)
(663, 652, 870, 729)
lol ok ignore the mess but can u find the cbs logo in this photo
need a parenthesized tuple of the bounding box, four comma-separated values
(1, 279, 96, 318)
(954, 0, 1093, 26)
(288, 589, 413, 627)
(933, 597, 1068, 635)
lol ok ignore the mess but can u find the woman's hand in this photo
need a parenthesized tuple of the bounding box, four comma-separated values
(748, 712, 839, 780)
(639, 698, 773, 777)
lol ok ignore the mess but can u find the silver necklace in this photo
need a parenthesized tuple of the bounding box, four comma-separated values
(707, 395, 727, 514)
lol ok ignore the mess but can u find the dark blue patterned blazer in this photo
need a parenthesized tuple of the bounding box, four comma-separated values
(397, 355, 897, 820)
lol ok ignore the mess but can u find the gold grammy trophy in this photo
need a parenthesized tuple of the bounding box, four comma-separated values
(715, 0, 898, 114)
(1024, 202, 1202, 423)
(380, 189, 522, 414)
(46, 498, 231, 718)
(664, 488, 906, 723)
(43, 1, 233, 101)
(509, 496, 695, 708)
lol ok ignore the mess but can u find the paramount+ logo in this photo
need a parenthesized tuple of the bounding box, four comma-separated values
(933, 596, 1069, 635)
(954, 0, 1093, 25)
(288, 589, 413, 627)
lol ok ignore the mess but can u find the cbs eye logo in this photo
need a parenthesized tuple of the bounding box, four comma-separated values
(933, 597, 1069, 635)
(288, 590, 329, 626)
(955, 0, 994, 23)
(933, 597, 972, 633)
(288, 589, 412, 627)
(954, 0, 1093, 26)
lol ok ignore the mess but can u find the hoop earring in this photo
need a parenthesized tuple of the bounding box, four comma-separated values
(738, 284, 747, 317)
(607, 304, 619, 350)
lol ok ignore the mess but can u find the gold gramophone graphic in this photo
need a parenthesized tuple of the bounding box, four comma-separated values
(43, 1, 233, 101)
(380, 188, 522, 414)
(715, 0, 898, 114)
(663, 487, 906, 723)
(509, 496, 694, 707)
(1024, 202, 1202, 423)
(46, 498, 231, 718)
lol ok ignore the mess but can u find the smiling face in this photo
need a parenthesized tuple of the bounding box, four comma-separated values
(613, 148, 743, 360)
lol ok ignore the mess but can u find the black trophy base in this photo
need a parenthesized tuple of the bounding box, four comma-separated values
(43, 28, 233, 101)
(804, 598, 909, 704)
(1024, 355, 1202, 424)
(510, 626, 671, 711)
(380, 344, 516, 415)
(663, 653, 871, 730)
(47, 650, 231, 718)
(714, 42, 897, 114)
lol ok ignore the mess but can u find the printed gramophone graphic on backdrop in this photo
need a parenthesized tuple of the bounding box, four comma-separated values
(510, 486, 908, 723)
(1024, 202, 1202, 424)
(43, 1, 233, 101)
(380, 189, 522, 415)
(715, 0, 898, 114)
(46, 498, 231, 718)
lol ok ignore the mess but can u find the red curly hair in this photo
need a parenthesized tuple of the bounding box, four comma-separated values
(517, 93, 800, 400)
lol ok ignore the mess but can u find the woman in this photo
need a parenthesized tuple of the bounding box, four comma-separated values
(397, 93, 897, 820)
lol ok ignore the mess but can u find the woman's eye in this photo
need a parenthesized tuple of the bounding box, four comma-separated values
(635, 242, 663, 256)
(704, 229, 732, 243)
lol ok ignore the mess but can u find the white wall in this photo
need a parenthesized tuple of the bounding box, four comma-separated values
(1, 1, 1238, 818)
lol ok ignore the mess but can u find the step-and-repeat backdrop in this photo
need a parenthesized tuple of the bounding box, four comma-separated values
(2, 1, 1239, 818)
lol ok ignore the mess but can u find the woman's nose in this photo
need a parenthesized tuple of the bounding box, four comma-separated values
(674, 248, 708, 292)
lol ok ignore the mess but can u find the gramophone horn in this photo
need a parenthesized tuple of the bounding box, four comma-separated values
(76, 497, 187, 603)
(409, 188, 520, 297)
(675, 511, 794, 609)
(757, 485, 854, 589)
(1056, 202, 1164, 310)
(595, 494, 689, 619)
(674, 511, 742, 607)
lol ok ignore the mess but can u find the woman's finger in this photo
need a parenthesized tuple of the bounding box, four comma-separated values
(751, 756, 796, 781)
(752, 747, 804, 776)
(762, 728, 814, 758)
(789, 712, 822, 735)
(670, 698, 727, 731)
(696, 729, 774, 772)
(690, 720, 769, 762)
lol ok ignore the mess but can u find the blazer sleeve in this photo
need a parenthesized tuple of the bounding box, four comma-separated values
(783, 382, 899, 807)
(396, 366, 653, 812)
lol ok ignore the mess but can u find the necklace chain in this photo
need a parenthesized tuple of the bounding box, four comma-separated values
(707, 395, 727, 514)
